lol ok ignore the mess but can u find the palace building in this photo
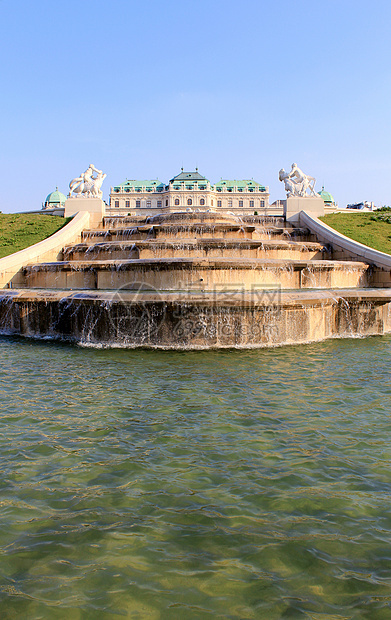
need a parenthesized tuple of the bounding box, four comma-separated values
(108, 169, 270, 216)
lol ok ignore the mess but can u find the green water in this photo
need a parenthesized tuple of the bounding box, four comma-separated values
(1, 336, 391, 619)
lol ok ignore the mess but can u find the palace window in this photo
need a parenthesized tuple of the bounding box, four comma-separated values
(217, 200, 222, 208)
(228, 199, 232, 208)
(239, 200, 243, 207)
(125, 200, 130, 208)
(115, 200, 119, 208)
(175, 199, 180, 206)
(166, 199, 168, 206)
(136, 200, 141, 208)
(187, 198, 192, 206)
(250, 200, 254, 208)
(146, 200, 151, 208)
(200, 198, 205, 206)
(260, 200, 265, 208)
(157, 200, 162, 208)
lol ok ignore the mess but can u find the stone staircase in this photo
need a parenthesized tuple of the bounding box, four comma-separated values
(19, 212, 371, 291)
(1, 211, 390, 348)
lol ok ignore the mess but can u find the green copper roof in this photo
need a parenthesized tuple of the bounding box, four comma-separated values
(114, 179, 165, 192)
(112, 173, 267, 192)
(45, 188, 66, 205)
(214, 179, 266, 191)
(169, 170, 209, 183)
(318, 187, 334, 204)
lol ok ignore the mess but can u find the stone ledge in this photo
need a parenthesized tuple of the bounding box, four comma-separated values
(2, 287, 391, 305)
(0, 211, 91, 288)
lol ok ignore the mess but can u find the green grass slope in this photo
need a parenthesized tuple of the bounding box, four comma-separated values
(321, 212, 391, 255)
(0, 214, 71, 259)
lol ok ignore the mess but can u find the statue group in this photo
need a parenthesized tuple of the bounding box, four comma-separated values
(279, 163, 317, 198)
(69, 164, 106, 198)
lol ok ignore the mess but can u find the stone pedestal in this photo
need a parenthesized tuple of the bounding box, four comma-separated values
(64, 197, 105, 227)
(285, 196, 324, 224)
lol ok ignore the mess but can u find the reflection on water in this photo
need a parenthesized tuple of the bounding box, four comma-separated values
(0, 336, 391, 618)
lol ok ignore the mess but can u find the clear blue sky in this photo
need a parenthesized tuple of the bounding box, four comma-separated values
(1, 0, 390, 211)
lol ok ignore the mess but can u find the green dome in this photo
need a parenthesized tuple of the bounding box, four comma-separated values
(44, 188, 66, 207)
(318, 186, 334, 204)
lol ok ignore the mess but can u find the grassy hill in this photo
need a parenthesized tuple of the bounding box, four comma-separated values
(321, 211, 391, 255)
(0, 214, 71, 259)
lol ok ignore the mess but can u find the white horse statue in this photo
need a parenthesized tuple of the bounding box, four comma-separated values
(69, 164, 106, 198)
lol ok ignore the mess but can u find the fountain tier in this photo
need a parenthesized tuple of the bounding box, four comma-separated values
(21, 258, 370, 291)
(0, 288, 390, 348)
(81, 224, 313, 242)
(63, 239, 329, 261)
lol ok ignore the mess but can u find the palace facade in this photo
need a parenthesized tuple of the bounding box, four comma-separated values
(108, 169, 270, 215)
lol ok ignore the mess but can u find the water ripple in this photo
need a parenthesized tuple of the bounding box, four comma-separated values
(0, 336, 391, 617)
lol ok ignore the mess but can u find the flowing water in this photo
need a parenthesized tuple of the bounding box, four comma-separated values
(1, 336, 391, 619)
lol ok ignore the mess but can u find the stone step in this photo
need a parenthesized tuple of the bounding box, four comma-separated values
(80, 225, 314, 243)
(63, 239, 330, 262)
(103, 213, 287, 228)
(20, 258, 372, 292)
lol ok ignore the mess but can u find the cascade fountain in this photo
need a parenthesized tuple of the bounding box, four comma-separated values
(1, 165, 391, 348)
